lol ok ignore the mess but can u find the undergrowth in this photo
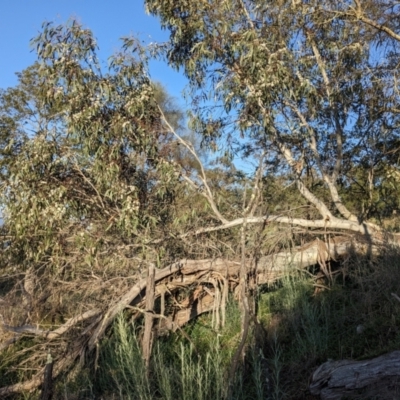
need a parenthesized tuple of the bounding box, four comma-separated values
(92, 302, 269, 400)
(13, 248, 400, 399)
(257, 248, 400, 398)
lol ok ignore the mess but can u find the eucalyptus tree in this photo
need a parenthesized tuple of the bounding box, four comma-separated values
(0, 23, 189, 271)
(145, 0, 400, 237)
(0, 17, 188, 366)
(140, 5, 400, 375)
(0, 20, 253, 394)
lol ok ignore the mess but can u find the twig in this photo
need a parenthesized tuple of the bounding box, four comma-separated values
(391, 293, 400, 303)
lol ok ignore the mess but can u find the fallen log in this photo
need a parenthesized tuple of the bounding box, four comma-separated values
(309, 351, 400, 400)
(86, 235, 370, 349)
(1, 236, 367, 347)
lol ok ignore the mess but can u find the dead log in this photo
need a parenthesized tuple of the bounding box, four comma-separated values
(1, 236, 366, 352)
(309, 351, 400, 400)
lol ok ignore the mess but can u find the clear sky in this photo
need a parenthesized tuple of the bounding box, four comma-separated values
(0, 0, 187, 101)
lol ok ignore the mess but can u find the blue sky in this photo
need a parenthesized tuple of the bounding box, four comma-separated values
(0, 0, 187, 101)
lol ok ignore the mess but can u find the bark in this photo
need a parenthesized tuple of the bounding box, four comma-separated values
(310, 351, 400, 400)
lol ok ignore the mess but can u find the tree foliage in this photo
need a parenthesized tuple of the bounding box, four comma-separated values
(146, 0, 400, 233)
(0, 22, 189, 274)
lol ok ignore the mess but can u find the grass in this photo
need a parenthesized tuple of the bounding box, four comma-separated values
(257, 247, 400, 398)
(89, 301, 271, 400)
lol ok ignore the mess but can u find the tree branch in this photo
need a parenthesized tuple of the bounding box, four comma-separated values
(0, 309, 102, 339)
(286, 100, 358, 222)
(177, 214, 375, 237)
(244, 152, 265, 217)
(353, 0, 400, 42)
(157, 106, 229, 224)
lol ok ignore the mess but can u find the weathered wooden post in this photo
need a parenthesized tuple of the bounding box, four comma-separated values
(40, 352, 53, 400)
(142, 264, 155, 371)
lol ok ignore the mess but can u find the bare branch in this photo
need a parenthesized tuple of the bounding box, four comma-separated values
(252, 97, 333, 219)
(308, 35, 332, 99)
(157, 106, 229, 224)
(244, 152, 265, 217)
(274, 139, 333, 219)
(307, 34, 344, 181)
(353, 0, 400, 42)
(0, 309, 102, 339)
(177, 214, 378, 237)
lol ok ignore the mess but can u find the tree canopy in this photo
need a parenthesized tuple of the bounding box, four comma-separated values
(146, 0, 400, 233)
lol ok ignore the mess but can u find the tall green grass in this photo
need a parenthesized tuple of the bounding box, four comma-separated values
(257, 249, 400, 398)
(93, 304, 270, 400)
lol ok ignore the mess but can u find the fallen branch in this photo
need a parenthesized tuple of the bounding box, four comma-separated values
(0, 309, 102, 339)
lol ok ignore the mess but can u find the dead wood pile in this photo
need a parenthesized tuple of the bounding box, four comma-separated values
(0, 235, 372, 396)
